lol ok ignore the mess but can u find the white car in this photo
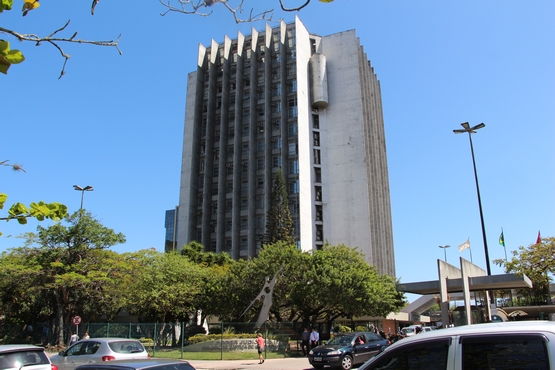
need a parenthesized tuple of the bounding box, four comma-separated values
(50, 338, 149, 370)
(0, 344, 57, 370)
(360, 321, 555, 370)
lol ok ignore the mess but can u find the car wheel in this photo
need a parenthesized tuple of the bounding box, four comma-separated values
(341, 354, 353, 370)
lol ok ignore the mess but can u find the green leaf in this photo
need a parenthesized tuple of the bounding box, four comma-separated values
(0, 40, 10, 54)
(3, 49, 25, 65)
(0, 0, 14, 12)
(0, 193, 7, 209)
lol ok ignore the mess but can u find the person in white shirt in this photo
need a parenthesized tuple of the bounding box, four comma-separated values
(310, 328, 319, 349)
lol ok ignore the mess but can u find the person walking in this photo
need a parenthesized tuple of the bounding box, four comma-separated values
(256, 333, 265, 364)
(301, 328, 310, 356)
(310, 328, 319, 349)
(69, 332, 79, 346)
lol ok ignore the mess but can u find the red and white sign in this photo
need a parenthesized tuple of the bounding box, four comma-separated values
(72, 316, 82, 325)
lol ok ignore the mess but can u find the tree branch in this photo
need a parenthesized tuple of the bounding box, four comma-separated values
(0, 20, 122, 78)
(279, 0, 311, 12)
(159, 0, 274, 23)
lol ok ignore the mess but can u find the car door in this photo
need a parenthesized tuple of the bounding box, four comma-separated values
(75, 341, 102, 366)
(54, 342, 88, 370)
(364, 333, 387, 359)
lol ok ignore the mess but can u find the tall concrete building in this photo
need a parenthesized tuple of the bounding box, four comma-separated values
(174, 17, 395, 277)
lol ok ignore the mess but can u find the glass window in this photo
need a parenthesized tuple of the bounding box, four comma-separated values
(461, 334, 549, 370)
(365, 339, 449, 370)
(272, 137, 282, 149)
(289, 142, 297, 155)
(289, 160, 299, 175)
(273, 155, 282, 168)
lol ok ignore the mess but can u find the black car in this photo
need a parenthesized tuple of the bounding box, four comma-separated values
(74, 359, 195, 370)
(308, 332, 389, 370)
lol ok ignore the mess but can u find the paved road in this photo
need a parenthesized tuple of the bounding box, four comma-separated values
(189, 358, 362, 370)
(189, 357, 313, 370)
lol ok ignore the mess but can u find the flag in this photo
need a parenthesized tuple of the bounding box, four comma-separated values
(499, 230, 505, 247)
(458, 238, 470, 252)
(536, 230, 542, 244)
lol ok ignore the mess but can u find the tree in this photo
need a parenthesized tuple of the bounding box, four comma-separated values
(0, 0, 121, 77)
(22, 211, 127, 345)
(1, 160, 68, 236)
(159, 0, 335, 24)
(493, 236, 555, 305)
(265, 168, 295, 245)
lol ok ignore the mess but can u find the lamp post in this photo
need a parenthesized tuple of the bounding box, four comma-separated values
(439, 245, 451, 263)
(73, 185, 94, 210)
(453, 122, 491, 276)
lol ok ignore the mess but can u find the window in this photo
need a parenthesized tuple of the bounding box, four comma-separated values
(313, 114, 320, 129)
(288, 142, 297, 155)
(271, 101, 281, 114)
(257, 141, 265, 152)
(272, 83, 281, 97)
(461, 334, 549, 370)
(272, 68, 281, 80)
(240, 218, 248, 230)
(288, 98, 298, 118)
(367, 339, 449, 370)
(313, 132, 320, 146)
(256, 196, 264, 209)
(289, 179, 299, 194)
(257, 177, 264, 189)
(314, 149, 321, 164)
(240, 197, 248, 210)
(272, 137, 282, 149)
(287, 80, 297, 94)
(273, 155, 282, 168)
(289, 160, 299, 175)
(288, 122, 298, 136)
(315, 169, 321, 184)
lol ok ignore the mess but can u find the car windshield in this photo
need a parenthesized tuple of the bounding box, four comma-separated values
(108, 342, 145, 354)
(0, 350, 49, 370)
(403, 328, 415, 333)
(326, 335, 355, 345)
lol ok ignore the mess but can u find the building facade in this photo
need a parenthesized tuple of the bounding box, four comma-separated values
(174, 17, 395, 277)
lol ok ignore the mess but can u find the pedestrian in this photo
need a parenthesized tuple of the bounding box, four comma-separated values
(69, 332, 79, 346)
(310, 328, 319, 349)
(83, 331, 90, 340)
(300, 328, 310, 356)
(256, 333, 265, 364)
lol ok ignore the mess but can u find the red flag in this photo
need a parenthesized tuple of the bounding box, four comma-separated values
(536, 231, 542, 244)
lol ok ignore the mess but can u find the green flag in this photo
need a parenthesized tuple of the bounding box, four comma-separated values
(499, 229, 505, 247)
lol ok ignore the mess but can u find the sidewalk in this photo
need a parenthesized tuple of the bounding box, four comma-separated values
(188, 357, 314, 370)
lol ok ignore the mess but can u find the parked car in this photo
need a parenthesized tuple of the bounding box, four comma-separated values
(74, 359, 195, 370)
(50, 338, 149, 370)
(359, 321, 555, 370)
(0, 344, 57, 370)
(308, 332, 389, 370)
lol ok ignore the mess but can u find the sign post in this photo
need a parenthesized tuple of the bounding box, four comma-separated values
(72, 316, 82, 339)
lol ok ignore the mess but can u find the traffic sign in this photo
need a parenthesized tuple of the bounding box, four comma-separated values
(72, 316, 82, 325)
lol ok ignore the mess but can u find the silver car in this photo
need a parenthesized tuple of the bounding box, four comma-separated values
(0, 344, 56, 370)
(360, 321, 555, 370)
(50, 339, 149, 370)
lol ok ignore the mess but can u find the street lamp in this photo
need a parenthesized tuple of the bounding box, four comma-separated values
(73, 185, 94, 210)
(453, 122, 491, 276)
(439, 245, 451, 262)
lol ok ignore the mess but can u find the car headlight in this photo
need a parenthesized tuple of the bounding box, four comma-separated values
(309, 350, 314, 355)
(327, 350, 342, 355)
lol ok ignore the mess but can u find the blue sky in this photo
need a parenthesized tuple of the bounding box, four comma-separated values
(2, 0, 554, 299)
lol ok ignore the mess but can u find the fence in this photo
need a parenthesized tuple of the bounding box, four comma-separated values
(0, 321, 326, 360)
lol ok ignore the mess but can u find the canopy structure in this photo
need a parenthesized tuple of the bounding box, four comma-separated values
(396, 258, 532, 326)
